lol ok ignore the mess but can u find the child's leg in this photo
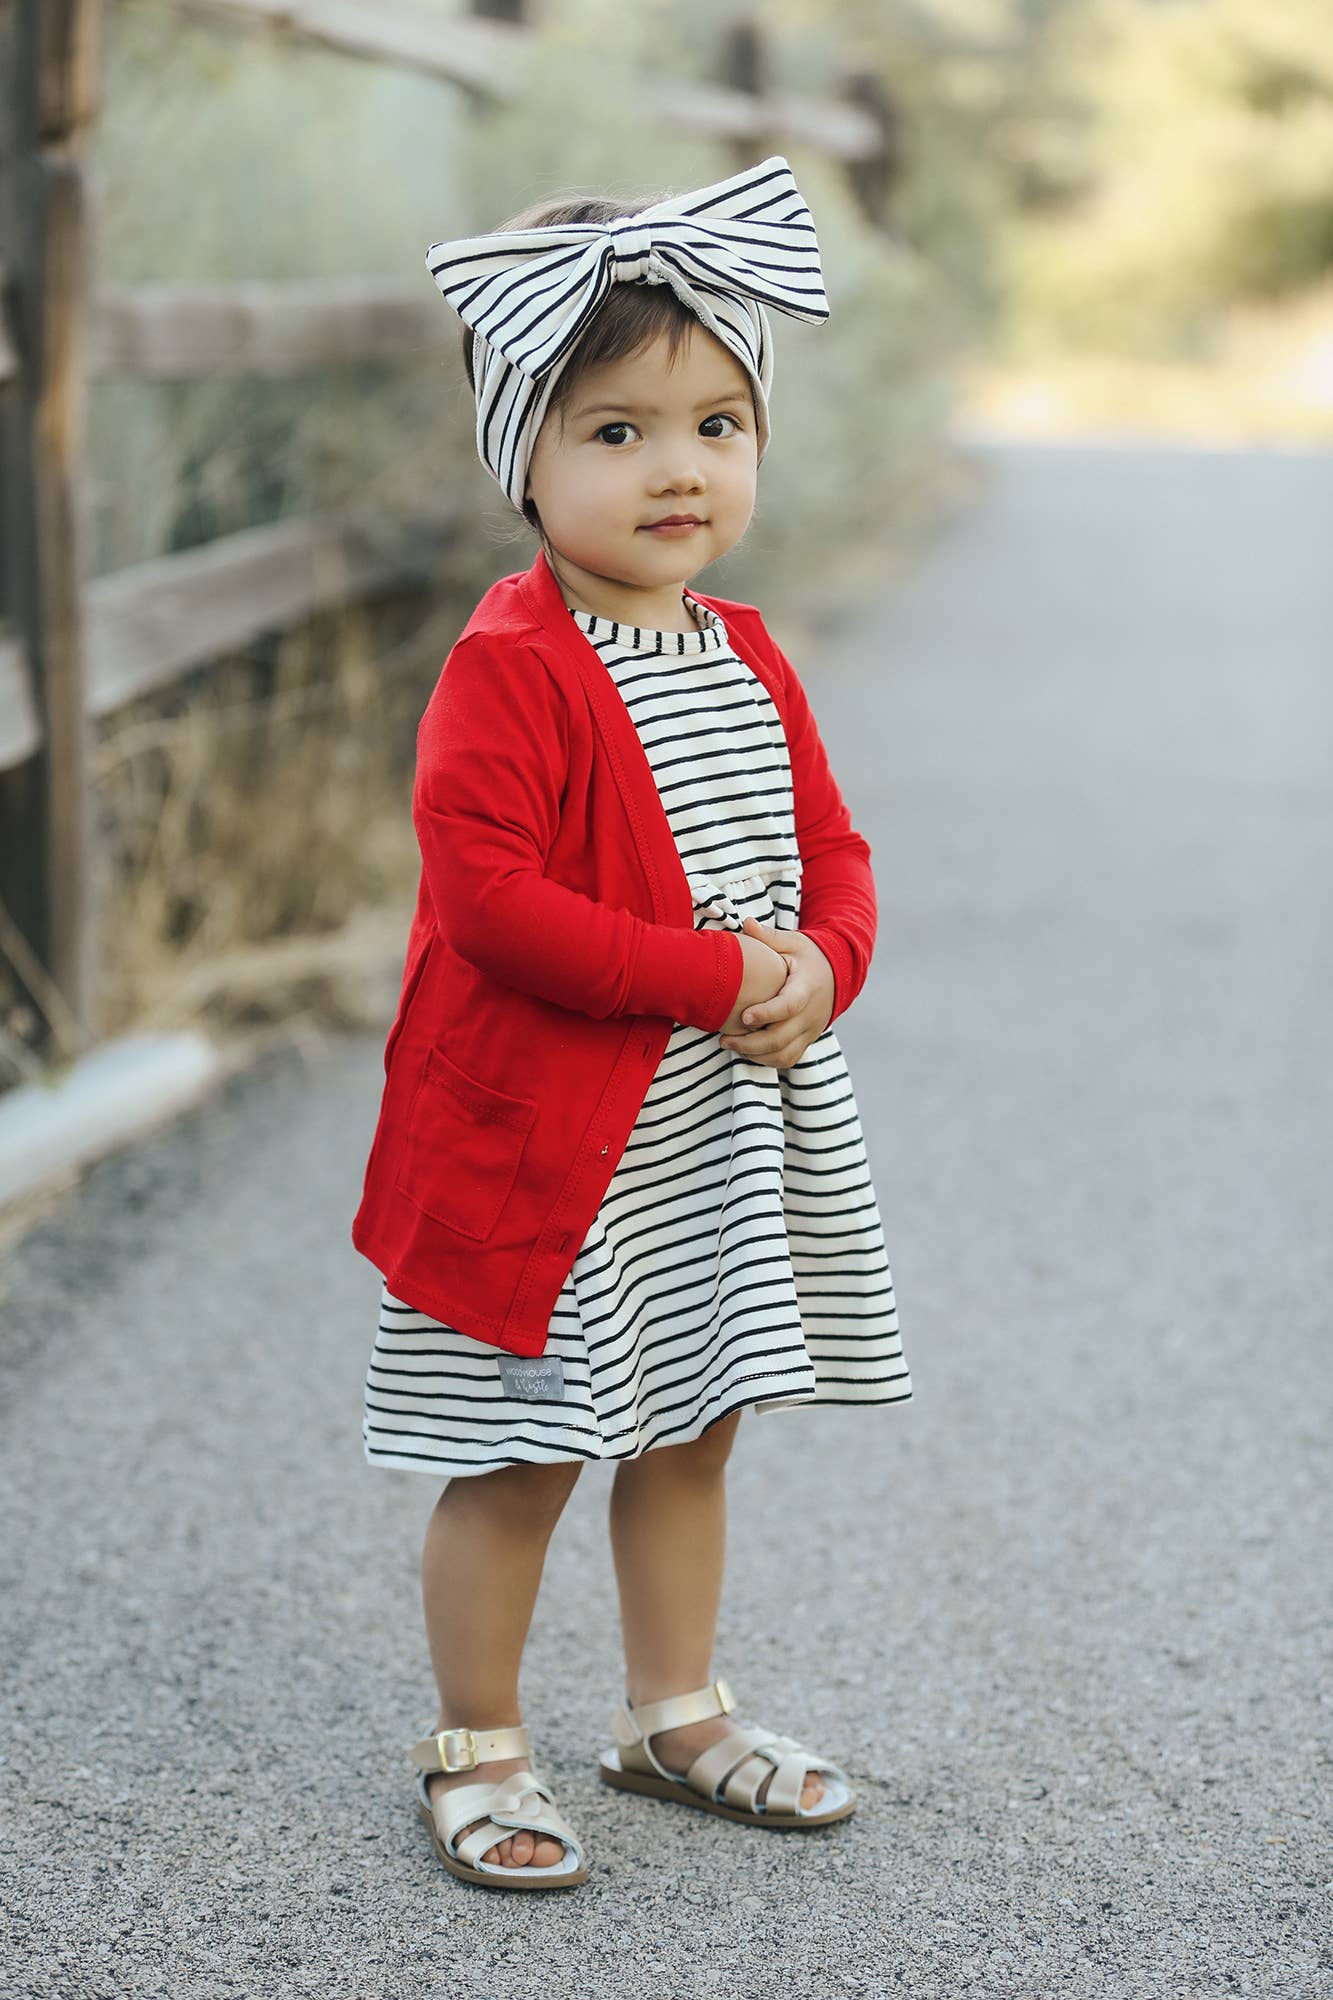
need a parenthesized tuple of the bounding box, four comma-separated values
(421, 1457, 583, 1869)
(607, 1411, 824, 1810)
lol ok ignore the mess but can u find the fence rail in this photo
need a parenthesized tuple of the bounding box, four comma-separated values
(88, 278, 438, 376)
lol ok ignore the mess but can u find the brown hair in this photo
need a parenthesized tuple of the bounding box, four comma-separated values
(460, 190, 753, 539)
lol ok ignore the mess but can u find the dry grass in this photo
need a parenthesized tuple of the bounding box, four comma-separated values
(85, 586, 454, 1049)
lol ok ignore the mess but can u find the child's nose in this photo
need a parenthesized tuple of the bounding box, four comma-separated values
(653, 461, 704, 485)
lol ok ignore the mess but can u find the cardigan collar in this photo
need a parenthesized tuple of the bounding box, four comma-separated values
(515, 542, 566, 633)
(516, 543, 721, 645)
(514, 543, 704, 932)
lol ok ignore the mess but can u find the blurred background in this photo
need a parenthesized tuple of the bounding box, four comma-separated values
(2, 12, 1330, 1981)
(2, 0, 1331, 1082)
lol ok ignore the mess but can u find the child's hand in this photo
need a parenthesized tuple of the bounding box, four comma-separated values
(718, 916, 835, 1068)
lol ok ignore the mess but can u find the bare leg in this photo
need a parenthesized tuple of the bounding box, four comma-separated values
(607, 1409, 824, 1810)
(421, 1457, 582, 1868)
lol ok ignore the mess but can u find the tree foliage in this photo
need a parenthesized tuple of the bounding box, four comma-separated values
(997, 0, 1333, 355)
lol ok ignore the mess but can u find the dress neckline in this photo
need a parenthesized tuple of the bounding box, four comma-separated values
(566, 591, 725, 655)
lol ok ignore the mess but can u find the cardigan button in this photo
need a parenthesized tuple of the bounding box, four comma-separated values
(599, 1143, 609, 1156)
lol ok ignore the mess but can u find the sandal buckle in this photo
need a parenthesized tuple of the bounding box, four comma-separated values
(714, 1676, 735, 1715)
(435, 1726, 478, 1772)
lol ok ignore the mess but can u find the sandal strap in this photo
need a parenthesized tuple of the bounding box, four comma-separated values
(722, 1738, 807, 1812)
(763, 1746, 822, 1815)
(428, 1770, 583, 1868)
(682, 1723, 778, 1799)
(683, 1725, 840, 1814)
(408, 1722, 530, 1774)
(611, 1677, 735, 1751)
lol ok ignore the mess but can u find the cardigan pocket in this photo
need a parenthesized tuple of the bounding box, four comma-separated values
(394, 1044, 539, 1243)
(382, 932, 434, 1079)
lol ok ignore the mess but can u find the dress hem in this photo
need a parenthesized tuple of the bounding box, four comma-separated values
(361, 1381, 913, 1479)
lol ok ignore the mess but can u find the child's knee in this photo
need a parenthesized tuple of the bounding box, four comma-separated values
(663, 1409, 743, 1474)
(474, 1455, 584, 1527)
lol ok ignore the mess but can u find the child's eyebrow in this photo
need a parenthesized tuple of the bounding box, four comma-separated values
(574, 390, 751, 418)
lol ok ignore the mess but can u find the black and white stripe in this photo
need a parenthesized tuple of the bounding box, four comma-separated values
(424, 155, 828, 511)
(363, 595, 911, 1478)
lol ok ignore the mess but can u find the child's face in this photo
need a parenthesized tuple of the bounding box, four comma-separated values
(524, 323, 759, 616)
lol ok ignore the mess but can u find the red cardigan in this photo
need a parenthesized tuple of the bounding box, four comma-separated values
(351, 545, 877, 1356)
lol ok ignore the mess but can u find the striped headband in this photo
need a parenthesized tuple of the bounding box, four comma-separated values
(424, 155, 831, 514)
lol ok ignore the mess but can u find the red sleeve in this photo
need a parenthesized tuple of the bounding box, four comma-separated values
(412, 630, 743, 1030)
(767, 632, 878, 1023)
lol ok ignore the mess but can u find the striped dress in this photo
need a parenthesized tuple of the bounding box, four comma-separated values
(363, 589, 911, 1476)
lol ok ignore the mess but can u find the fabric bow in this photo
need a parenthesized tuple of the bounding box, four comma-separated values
(424, 154, 830, 512)
(426, 154, 829, 382)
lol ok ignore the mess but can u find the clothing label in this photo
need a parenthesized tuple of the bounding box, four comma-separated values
(499, 1354, 566, 1401)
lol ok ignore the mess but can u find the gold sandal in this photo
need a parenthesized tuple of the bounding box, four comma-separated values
(597, 1677, 857, 1828)
(409, 1723, 589, 1888)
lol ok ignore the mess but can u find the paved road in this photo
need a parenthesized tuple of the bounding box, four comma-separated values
(2, 441, 1330, 1998)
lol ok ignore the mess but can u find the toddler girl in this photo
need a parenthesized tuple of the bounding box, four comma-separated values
(351, 155, 912, 1889)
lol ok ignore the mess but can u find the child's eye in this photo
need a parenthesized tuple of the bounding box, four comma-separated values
(593, 413, 743, 446)
(595, 421, 640, 446)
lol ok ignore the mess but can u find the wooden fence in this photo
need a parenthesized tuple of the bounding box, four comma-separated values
(0, 0, 898, 1058)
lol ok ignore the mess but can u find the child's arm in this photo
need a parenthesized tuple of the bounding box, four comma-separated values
(769, 635, 877, 1024)
(412, 630, 744, 1031)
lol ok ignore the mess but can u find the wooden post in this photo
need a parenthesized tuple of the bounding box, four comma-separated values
(723, 17, 777, 173)
(839, 66, 900, 229)
(0, 0, 100, 1058)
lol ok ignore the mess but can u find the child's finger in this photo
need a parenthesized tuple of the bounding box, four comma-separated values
(721, 1024, 808, 1068)
(729, 1013, 802, 1057)
(742, 980, 804, 1028)
(742, 914, 794, 953)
